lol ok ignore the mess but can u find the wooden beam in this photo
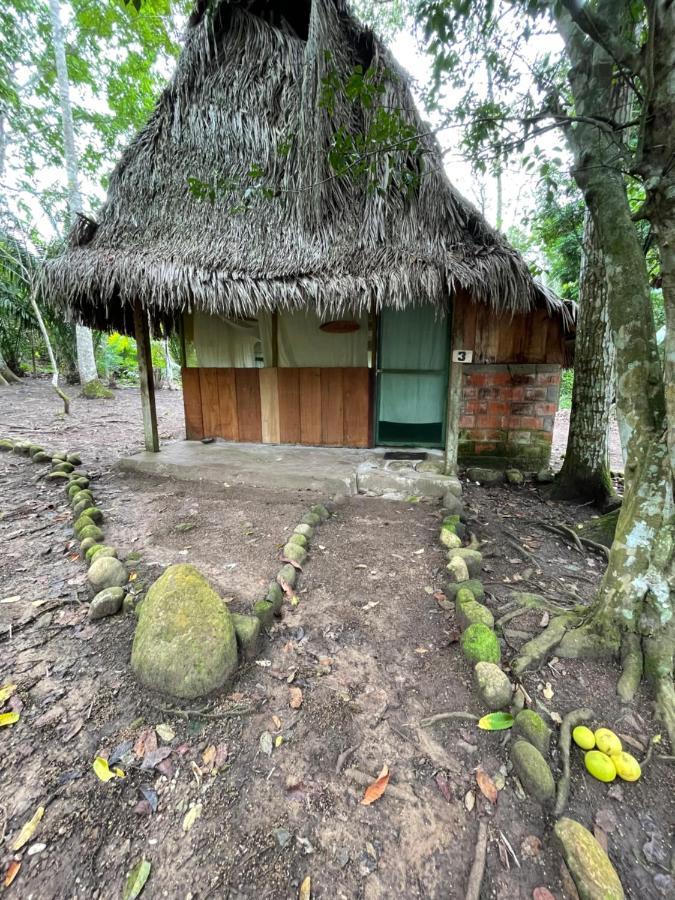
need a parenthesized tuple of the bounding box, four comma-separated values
(133, 299, 159, 452)
(444, 298, 462, 475)
(271, 311, 279, 368)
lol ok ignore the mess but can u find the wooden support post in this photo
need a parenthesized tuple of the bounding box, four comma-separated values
(133, 299, 159, 453)
(271, 311, 279, 368)
(444, 300, 462, 475)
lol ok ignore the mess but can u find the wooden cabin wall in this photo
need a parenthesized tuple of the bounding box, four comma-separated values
(181, 366, 371, 448)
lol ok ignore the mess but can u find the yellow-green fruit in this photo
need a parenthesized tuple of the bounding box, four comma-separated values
(584, 750, 617, 783)
(595, 728, 622, 756)
(611, 751, 641, 782)
(572, 726, 596, 750)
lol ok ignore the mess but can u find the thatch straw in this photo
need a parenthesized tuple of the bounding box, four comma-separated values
(42, 0, 572, 334)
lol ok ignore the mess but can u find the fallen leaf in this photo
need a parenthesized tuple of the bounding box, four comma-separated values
(0, 711, 20, 727)
(299, 875, 311, 900)
(27, 843, 45, 856)
(498, 839, 510, 870)
(182, 802, 202, 833)
(260, 731, 273, 756)
(12, 806, 44, 851)
(521, 835, 542, 859)
(190, 761, 203, 787)
(414, 647, 429, 655)
(435, 773, 453, 802)
(289, 687, 303, 709)
(0, 595, 21, 604)
(4, 861, 20, 888)
(141, 747, 172, 770)
(477, 712, 514, 731)
(533, 888, 556, 900)
(0, 684, 16, 704)
(109, 740, 134, 765)
(155, 723, 175, 743)
(272, 715, 282, 730)
(281, 557, 302, 571)
(361, 765, 390, 806)
(92, 756, 124, 782)
(464, 789, 476, 812)
(202, 745, 217, 769)
(214, 744, 228, 767)
(549, 711, 563, 725)
(278, 577, 295, 600)
(433, 591, 447, 603)
(123, 859, 151, 900)
(139, 787, 158, 813)
(255, 659, 272, 668)
(274, 735, 284, 748)
(476, 768, 498, 804)
(134, 728, 157, 758)
(155, 757, 174, 778)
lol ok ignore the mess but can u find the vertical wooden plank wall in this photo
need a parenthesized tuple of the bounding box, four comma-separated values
(181, 367, 371, 447)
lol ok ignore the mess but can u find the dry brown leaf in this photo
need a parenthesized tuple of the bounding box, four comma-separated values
(4, 861, 20, 888)
(476, 767, 498, 804)
(498, 839, 510, 870)
(464, 789, 476, 812)
(281, 557, 302, 571)
(299, 875, 311, 900)
(435, 773, 453, 803)
(278, 577, 295, 600)
(289, 687, 303, 709)
(361, 765, 390, 806)
(202, 745, 216, 769)
(272, 715, 282, 730)
(134, 728, 157, 758)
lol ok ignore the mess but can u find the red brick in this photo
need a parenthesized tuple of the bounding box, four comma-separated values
(535, 402, 558, 416)
(487, 401, 510, 416)
(462, 386, 477, 400)
(510, 386, 524, 401)
(536, 372, 560, 385)
(476, 414, 503, 430)
(487, 371, 515, 386)
(511, 402, 537, 416)
(468, 373, 490, 386)
(459, 415, 475, 428)
(523, 387, 548, 401)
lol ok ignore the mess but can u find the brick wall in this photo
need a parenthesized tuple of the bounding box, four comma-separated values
(458, 363, 561, 470)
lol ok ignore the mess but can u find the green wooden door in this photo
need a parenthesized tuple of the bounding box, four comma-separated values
(376, 307, 449, 447)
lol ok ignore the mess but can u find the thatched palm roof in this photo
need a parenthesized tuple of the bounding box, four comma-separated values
(43, 0, 570, 334)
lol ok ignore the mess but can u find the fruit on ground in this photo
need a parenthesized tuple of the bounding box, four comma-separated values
(611, 751, 641, 782)
(584, 750, 617, 783)
(595, 728, 622, 756)
(572, 726, 596, 750)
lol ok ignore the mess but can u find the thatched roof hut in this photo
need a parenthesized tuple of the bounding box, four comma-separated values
(42, 0, 569, 334)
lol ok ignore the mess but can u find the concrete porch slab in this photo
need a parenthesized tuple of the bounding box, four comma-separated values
(116, 440, 462, 499)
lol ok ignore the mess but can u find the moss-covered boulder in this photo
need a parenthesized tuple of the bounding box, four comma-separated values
(79, 524, 104, 543)
(310, 504, 330, 521)
(90, 545, 118, 562)
(457, 596, 494, 631)
(74, 514, 97, 534)
(231, 613, 262, 660)
(88, 555, 127, 592)
(70, 489, 93, 505)
(0, 439, 14, 451)
(460, 623, 500, 664)
(45, 471, 70, 482)
(89, 586, 125, 620)
(277, 564, 297, 587)
(52, 451, 67, 461)
(266, 582, 283, 612)
(466, 467, 504, 484)
(80, 537, 98, 556)
(440, 528, 462, 549)
(81, 506, 103, 524)
(513, 709, 552, 757)
(32, 451, 51, 463)
(447, 555, 470, 583)
(253, 599, 275, 628)
(302, 512, 321, 527)
(294, 523, 314, 539)
(81, 379, 114, 399)
(505, 469, 525, 485)
(474, 662, 512, 710)
(51, 461, 74, 474)
(447, 548, 483, 577)
(288, 532, 308, 549)
(12, 442, 30, 454)
(69, 476, 90, 489)
(66, 452, 82, 466)
(85, 543, 105, 561)
(553, 818, 624, 900)
(73, 499, 94, 518)
(445, 580, 485, 602)
(283, 543, 307, 565)
(511, 740, 555, 805)
(131, 564, 237, 699)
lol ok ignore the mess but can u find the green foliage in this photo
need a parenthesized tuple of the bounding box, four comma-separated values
(559, 368, 573, 410)
(96, 331, 171, 382)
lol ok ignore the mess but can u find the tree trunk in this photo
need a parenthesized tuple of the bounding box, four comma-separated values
(551, 210, 614, 503)
(0, 348, 21, 384)
(519, 4, 675, 746)
(48, 0, 99, 389)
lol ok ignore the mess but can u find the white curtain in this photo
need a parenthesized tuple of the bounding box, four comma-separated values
(258, 309, 368, 367)
(192, 311, 259, 367)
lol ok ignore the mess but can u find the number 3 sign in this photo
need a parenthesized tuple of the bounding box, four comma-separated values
(452, 350, 474, 363)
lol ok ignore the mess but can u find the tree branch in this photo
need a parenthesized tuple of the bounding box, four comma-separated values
(559, 0, 642, 77)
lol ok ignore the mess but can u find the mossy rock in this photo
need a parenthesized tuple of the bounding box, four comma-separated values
(66, 452, 82, 466)
(70, 469, 90, 480)
(68, 476, 90, 489)
(457, 598, 494, 631)
(0, 439, 14, 451)
(73, 499, 94, 518)
(231, 613, 262, 661)
(445, 580, 485, 602)
(511, 740, 555, 806)
(70, 488, 93, 504)
(82, 506, 103, 524)
(460, 623, 500, 664)
(90, 545, 118, 562)
(283, 543, 307, 565)
(12, 442, 30, 455)
(131, 564, 237, 699)
(513, 709, 551, 757)
(80, 537, 98, 556)
(288, 533, 308, 549)
(253, 599, 275, 628)
(28, 445, 43, 457)
(277, 564, 297, 587)
(505, 469, 525, 485)
(474, 662, 513, 710)
(51, 461, 74, 474)
(447, 548, 483, 577)
(294, 523, 314, 539)
(447, 555, 470, 583)
(32, 451, 51, 463)
(81, 379, 114, 399)
(88, 556, 128, 592)
(310, 504, 330, 521)
(440, 527, 462, 549)
(553, 818, 624, 900)
(79, 524, 104, 543)
(45, 471, 71, 482)
(89, 586, 125, 620)
(301, 512, 321, 527)
(266, 582, 283, 612)
(74, 514, 97, 534)
(85, 543, 105, 561)
(52, 451, 67, 461)
(68, 483, 84, 500)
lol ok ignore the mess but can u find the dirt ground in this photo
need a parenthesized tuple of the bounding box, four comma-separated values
(0, 379, 672, 900)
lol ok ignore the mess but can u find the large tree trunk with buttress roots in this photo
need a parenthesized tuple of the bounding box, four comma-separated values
(514, 5, 675, 748)
(551, 210, 614, 504)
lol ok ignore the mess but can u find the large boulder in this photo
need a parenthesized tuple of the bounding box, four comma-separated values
(131, 564, 238, 699)
(554, 818, 624, 900)
(460, 623, 500, 664)
(466, 467, 503, 484)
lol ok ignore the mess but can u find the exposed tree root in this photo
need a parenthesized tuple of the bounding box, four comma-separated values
(465, 820, 488, 900)
(617, 632, 643, 702)
(554, 707, 594, 817)
(510, 615, 575, 675)
(556, 622, 621, 659)
(420, 711, 479, 728)
(575, 509, 619, 549)
(53, 385, 70, 415)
